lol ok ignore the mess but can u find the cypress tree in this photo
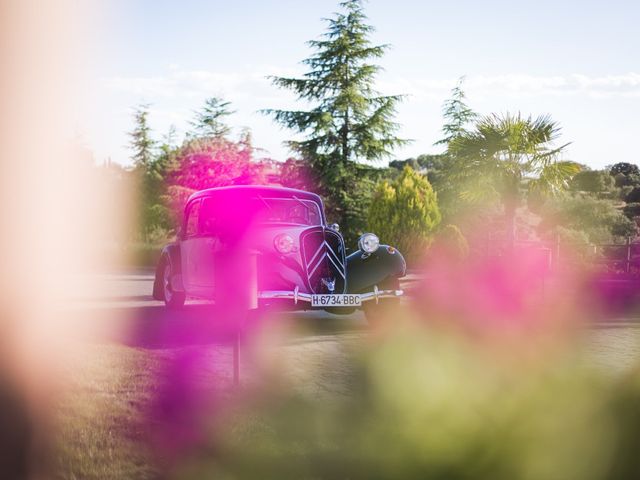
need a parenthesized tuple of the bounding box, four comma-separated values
(368, 166, 441, 263)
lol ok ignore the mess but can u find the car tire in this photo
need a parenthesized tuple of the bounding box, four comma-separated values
(363, 277, 401, 327)
(162, 259, 185, 309)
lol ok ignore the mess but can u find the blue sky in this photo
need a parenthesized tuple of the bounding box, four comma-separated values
(86, 0, 640, 169)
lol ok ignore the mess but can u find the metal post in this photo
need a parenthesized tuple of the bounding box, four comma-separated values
(232, 333, 240, 387)
(626, 237, 632, 274)
(233, 250, 258, 388)
(555, 232, 561, 271)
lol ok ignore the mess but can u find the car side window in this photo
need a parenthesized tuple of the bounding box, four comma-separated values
(185, 200, 201, 237)
(200, 197, 219, 235)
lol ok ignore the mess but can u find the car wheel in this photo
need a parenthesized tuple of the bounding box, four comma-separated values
(162, 260, 185, 309)
(363, 277, 401, 327)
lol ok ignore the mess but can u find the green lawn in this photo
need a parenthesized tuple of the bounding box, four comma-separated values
(55, 345, 165, 479)
(54, 326, 640, 479)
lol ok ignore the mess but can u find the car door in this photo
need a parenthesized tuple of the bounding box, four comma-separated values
(182, 197, 220, 299)
(196, 196, 221, 296)
(181, 199, 203, 296)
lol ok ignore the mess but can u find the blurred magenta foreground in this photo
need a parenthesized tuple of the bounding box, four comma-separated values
(134, 236, 640, 480)
(3, 1, 640, 479)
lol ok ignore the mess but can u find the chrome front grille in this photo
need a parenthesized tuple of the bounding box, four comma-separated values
(300, 227, 346, 294)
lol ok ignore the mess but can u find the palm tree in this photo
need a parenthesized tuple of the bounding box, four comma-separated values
(448, 113, 580, 247)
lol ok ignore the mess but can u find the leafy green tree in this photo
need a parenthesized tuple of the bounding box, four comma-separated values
(127, 105, 173, 240)
(163, 135, 264, 222)
(625, 187, 640, 203)
(570, 169, 615, 194)
(539, 195, 636, 244)
(368, 166, 441, 263)
(191, 97, 234, 138)
(387, 153, 466, 220)
(263, 0, 407, 244)
(431, 224, 469, 261)
(610, 162, 640, 177)
(623, 202, 640, 219)
(614, 172, 640, 188)
(434, 76, 477, 147)
(448, 113, 580, 247)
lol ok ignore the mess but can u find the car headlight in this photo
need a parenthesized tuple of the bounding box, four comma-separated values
(358, 233, 380, 254)
(274, 234, 294, 254)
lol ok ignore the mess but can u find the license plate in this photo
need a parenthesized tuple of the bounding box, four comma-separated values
(311, 294, 361, 307)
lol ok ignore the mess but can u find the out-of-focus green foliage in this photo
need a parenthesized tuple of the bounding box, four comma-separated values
(622, 202, 640, 219)
(539, 195, 637, 244)
(448, 113, 579, 245)
(554, 226, 597, 261)
(432, 224, 469, 261)
(624, 186, 640, 203)
(570, 169, 615, 195)
(610, 164, 640, 200)
(609, 162, 640, 177)
(613, 172, 640, 188)
(617, 185, 634, 202)
(171, 321, 640, 480)
(368, 166, 441, 263)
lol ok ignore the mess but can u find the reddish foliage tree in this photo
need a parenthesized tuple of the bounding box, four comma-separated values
(163, 137, 267, 224)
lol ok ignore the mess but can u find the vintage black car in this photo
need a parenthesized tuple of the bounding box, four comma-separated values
(153, 185, 405, 322)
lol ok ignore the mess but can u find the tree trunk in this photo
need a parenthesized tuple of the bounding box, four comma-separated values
(504, 176, 520, 251)
(505, 201, 516, 252)
(342, 108, 350, 163)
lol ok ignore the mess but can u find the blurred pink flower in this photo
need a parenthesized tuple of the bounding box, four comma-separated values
(414, 245, 580, 336)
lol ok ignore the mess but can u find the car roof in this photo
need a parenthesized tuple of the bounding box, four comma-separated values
(187, 185, 323, 205)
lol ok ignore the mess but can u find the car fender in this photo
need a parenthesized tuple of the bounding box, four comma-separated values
(346, 245, 406, 294)
(152, 243, 184, 300)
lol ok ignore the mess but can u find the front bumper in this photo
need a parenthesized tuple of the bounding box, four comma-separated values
(258, 286, 403, 306)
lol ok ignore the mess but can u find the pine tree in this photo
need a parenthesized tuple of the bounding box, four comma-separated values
(434, 76, 477, 147)
(191, 97, 234, 138)
(128, 105, 173, 239)
(263, 0, 407, 243)
(128, 104, 155, 168)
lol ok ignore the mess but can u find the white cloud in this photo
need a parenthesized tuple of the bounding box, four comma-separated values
(102, 66, 301, 102)
(103, 68, 640, 107)
(383, 72, 640, 101)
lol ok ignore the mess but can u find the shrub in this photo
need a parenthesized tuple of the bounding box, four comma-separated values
(626, 187, 640, 204)
(539, 195, 636, 244)
(613, 172, 640, 188)
(623, 203, 640, 219)
(431, 224, 469, 262)
(610, 162, 640, 177)
(368, 166, 441, 264)
(611, 215, 637, 239)
(570, 170, 615, 194)
(619, 185, 634, 201)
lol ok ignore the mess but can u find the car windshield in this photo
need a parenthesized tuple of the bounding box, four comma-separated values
(200, 195, 322, 232)
(250, 197, 322, 226)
